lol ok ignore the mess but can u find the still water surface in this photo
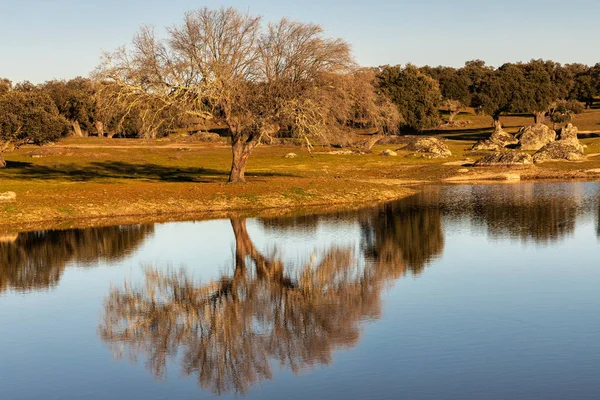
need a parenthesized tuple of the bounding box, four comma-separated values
(1, 182, 600, 399)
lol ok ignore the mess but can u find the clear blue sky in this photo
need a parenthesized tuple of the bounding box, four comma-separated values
(1, 0, 599, 83)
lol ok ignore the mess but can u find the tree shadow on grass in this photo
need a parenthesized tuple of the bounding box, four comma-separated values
(0, 161, 294, 183)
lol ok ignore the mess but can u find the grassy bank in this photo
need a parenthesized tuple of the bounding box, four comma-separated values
(1, 132, 600, 232)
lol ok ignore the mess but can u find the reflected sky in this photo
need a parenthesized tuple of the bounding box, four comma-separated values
(0, 182, 599, 399)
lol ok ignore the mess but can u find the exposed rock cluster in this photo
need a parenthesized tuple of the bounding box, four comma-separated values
(475, 123, 587, 165)
(404, 137, 452, 159)
(474, 151, 533, 167)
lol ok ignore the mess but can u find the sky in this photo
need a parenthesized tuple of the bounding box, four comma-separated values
(1, 0, 599, 83)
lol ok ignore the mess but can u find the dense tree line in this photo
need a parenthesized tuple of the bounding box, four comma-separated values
(2, 6, 600, 180)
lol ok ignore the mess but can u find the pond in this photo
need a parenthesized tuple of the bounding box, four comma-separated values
(1, 182, 599, 399)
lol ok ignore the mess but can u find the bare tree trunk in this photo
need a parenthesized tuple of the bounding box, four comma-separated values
(229, 139, 252, 183)
(0, 152, 5, 168)
(448, 110, 460, 123)
(492, 118, 502, 129)
(228, 125, 270, 183)
(360, 133, 385, 152)
(230, 218, 286, 284)
(534, 111, 546, 124)
(95, 121, 105, 137)
(71, 120, 83, 137)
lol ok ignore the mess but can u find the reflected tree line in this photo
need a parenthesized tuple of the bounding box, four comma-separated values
(1, 185, 599, 394)
(0, 225, 154, 293)
(438, 184, 599, 244)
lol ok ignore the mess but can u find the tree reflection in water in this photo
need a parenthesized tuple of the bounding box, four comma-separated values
(99, 215, 424, 395)
(0, 225, 154, 293)
(98, 183, 599, 395)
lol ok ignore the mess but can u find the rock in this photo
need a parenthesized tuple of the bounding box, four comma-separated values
(326, 150, 356, 155)
(380, 149, 397, 156)
(532, 141, 585, 163)
(458, 168, 470, 173)
(516, 124, 556, 151)
(405, 137, 452, 159)
(29, 148, 64, 158)
(559, 123, 578, 141)
(471, 139, 503, 151)
(192, 132, 223, 142)
(557, 123, 584, 152)
(0, 191, 17, 202)
(471, 125, 518, 151)
(490, 125, 519, 147)
(474, 151, 533, 167)
(284, 153, 297, 159)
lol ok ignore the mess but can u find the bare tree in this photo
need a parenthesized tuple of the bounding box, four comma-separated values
(96, 7, 396, 182)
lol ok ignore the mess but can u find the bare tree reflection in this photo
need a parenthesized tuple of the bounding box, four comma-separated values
(100, 219, 387, 395)
(0, 225, 154, 292)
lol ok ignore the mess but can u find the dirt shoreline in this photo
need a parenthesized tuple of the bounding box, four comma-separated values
(3, 174, 600, 234)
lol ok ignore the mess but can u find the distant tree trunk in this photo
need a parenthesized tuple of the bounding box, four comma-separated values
(448, 110, 460, 123)
(71, 120, 84, 137)
(534, 111, 546, 124)
(360, 133, 385, 152)
(106, 131, 117, 139)
(95, 121, 105, 137)
(492, 117, 501, 129)
(586, 98, 594, 109)
(0, 152, 6, 168)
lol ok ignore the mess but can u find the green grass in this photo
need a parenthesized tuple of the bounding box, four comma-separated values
(1, 109, 600, 232)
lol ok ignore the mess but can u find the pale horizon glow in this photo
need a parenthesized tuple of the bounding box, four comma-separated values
(1, 0, 599, 83)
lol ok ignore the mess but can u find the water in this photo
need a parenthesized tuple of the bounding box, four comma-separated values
(1, 182, 599, 400)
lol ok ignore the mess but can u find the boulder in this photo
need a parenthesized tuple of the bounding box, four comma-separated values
(471, 139, 503, 151)
(405, 137, 452, 159)
(0, 191, 17, 202)
(380, 149, 397, 156)
(532, 141, 585, 163)
(559, 123, 578, 141)
(471, 125, 518, 151)
(490, 126, 519, 147)
(557, 123, 585, 152)
(516, 124, 556, 151)
(284, 153, 298, 159)
(474, 151, 533, 167)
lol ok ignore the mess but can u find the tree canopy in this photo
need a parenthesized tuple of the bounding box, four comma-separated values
(376, 64, 442, 131)
(0, 88, 68, 167)
(95, 7, 397, 182)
